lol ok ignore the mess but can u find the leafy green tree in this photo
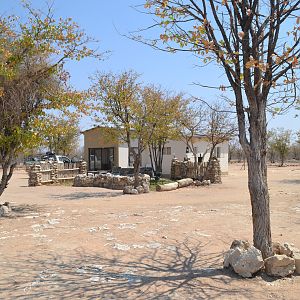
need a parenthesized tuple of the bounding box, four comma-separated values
(141, 0, 300, 257)
(38, 115, 80, 156)
(147, 88, 185, 174)
(0, 3, 99, 197)
(268, 128, 291, 166)
(90, 70, 140, 168)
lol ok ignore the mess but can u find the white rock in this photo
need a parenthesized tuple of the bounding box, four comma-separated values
(264, 254, 295, 277)
(224, 242, 264, 278)
(136, 186, 144, 194)
(232, 246, 264, 278)
(0, 205, 10, 216)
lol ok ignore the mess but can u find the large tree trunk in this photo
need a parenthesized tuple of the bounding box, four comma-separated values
(133, 151, 141, 188)
(245, 109, 273, 259)
(247, 151, 272, 258)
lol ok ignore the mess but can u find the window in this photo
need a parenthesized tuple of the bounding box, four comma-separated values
(88, 148, 114, 171)
(163, 147, 171, 155)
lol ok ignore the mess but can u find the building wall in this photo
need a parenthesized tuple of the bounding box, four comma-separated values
(141, 139, 228, 175)
(118, 143, 129, 168)
(83, 127, 228, 174)
(83, 127, 120, 168)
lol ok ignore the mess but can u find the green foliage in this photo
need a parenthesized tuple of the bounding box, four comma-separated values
(267, 128, 292, 166)
(36, 114, 80, 155)
(0, 2, 98, 160)
(0, 2, 100, 196)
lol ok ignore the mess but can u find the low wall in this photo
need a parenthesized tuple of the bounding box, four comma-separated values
(28, 161, 87, 186)
(73, 173, 150, 190)
(171, 157, 222, 183)
(171, 159, 207, 180)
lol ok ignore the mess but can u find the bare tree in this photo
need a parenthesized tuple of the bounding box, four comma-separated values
(139, 0, 300, 257)
(177, 103, 207, 178)
(203, 102, 237, 174)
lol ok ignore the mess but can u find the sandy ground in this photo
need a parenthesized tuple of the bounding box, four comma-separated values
(0, 164, 299, 299)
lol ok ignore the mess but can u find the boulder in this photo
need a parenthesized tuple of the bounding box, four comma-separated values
(156, 182, 178, 192)
(177, 178, 193, 188)
(142, 183, 150, 193)
(0, 202, 11, 217)
(230, 239, 250, 250)
(264, 255, 295, 277)
(272, 242, 300, 257)
(194, 180, 210, 187)
(131, 189, 138, 195)
(224, 241, 264, 278)
(284, 243, 300, 257)
(123, 186, 134, 194)
(136, 185, 144, 194)
(294, 252, 300, 275)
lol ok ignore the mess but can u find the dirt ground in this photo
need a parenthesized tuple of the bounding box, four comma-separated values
(0, 164, 299, 299)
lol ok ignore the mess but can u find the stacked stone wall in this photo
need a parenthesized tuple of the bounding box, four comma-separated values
(28, 161, 87, 186)
(73, 173, 150, 190)
(171, 157, 221, 183)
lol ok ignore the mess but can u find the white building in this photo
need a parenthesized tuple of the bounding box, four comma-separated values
(82, 127, 228, 175)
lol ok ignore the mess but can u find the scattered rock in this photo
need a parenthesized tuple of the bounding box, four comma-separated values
(136, 185, 144, 194)
(224, 240, 264, 278)
(194, 180, 210, 187)
(264, 254, 295, 277)
(272, 242, 300, 258)
(231, 239, 250, 250)
(0, 202, 12, 217)
(113, 243, 130, 251)
(131, 189, 138, 195)
(123, 186, 138, 195)
(142, 183, 150, 193)
(284, 243, 300, 257)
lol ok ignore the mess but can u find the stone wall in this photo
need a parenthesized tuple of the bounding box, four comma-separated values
(171, 157, 221, 183)
(204, 157, 222, 183)
(28, 161, 87, 186)
(73, 173, 150, 190)
(170, 158, 207, 180)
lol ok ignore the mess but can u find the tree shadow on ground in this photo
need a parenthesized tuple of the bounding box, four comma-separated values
(0, 239, 266, 299)
(279, 179, 300, 185)
(51, 191, 123, 200)
(0, 204, 47, 219)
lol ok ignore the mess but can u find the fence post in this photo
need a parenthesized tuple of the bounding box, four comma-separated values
(51, 162, 58, 183)
(28, 164, 42, 186)
(79, 161, 87, 175)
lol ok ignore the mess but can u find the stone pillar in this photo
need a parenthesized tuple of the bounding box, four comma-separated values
(51, 162, 58, 183)
(206, 157, 222, 183)
(28, 164, 42, 186)
(79, 161, 87, 175)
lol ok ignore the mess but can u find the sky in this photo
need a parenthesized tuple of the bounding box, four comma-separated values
(1, 0, 299, 135)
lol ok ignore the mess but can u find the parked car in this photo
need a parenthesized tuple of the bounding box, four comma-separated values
(24, 156, 41, 166)
(41, 152, 72, 163)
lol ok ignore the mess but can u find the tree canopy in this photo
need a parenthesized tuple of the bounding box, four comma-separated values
(0, 3, 100, 197)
